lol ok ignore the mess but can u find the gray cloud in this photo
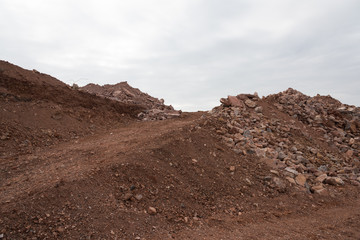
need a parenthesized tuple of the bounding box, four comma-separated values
(1, 0, 359, 111)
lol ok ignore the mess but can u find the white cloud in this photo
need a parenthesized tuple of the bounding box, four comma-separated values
(0, 0, 359, 111)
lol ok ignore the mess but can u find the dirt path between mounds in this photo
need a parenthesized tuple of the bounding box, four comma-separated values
(0, 113, 201, 204)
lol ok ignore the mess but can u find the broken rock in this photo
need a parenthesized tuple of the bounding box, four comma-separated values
(245, 99, 257, 108)
(324, 177, 344, 186)
(295, 174, 307, 187)
(148, 207, 157, 215)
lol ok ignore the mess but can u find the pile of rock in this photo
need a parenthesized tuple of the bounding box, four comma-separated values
(206, 89, 360, 194)
(268, 88, 359, 156)
(80, 82, 181, 120)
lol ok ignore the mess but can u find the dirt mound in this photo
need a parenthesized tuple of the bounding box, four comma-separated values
(81, 82, 181, 120)
(1, 61, 359, 239)
(0, 61, 144, 157)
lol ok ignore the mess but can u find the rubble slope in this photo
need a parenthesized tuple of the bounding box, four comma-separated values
(0, 61, 143, 157)
(80, 82, 181, 120)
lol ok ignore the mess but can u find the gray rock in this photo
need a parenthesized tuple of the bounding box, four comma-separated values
(318, 165, 328, 172)
(135, 194, 143, 201)
(285, 167, 299, 175)
(243, 130, 252, 138)
(278, 151, 286, 161)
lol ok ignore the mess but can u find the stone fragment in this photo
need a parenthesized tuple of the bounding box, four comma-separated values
(220, 98, 231, 106)
(245, 99, 257, 108)
(123, 193, 133, 201)
(349, 121, 357, 133)
(315, 174, 327, 183)
(345, 150, 354, 158)
(148, 207, 157, 215)
(255, 106, 263, 113)
(285, 177, 296, 184)
(273, 177, 286, 192)
(324, 177, 344, 186)
(229, 166, 236, 172)
(228, 96, 245, 108)
(311, 184, 327, 194)
(295, 174, 307, 187)
(314, 115, 322, 122)
(135, 194, 143, 201)
(318, 165, 328, 172)
(278, 151, 286, 161)
(285, 167, 299, 175)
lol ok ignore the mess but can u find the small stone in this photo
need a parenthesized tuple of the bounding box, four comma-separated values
(324, 177, 344, 186)
(345, 150, 354, 158)
(0, 234, 4, 239)
(270, 170, 279, 176)
(192, 159, 198, 163)
(314, 115, 322, 122)
(255, 106, 263, 113)
(243, 130, 252, 139)
(285, 167, 299, 175)
(285, 177, 296, 184)
(295, 174, 307, 187)
(296, 155, 308, 164)
(273, 177, 286, 192)
(135, 194, 143, 201)
(228, 96, 245, 108)
(229, 166, 236, 172)
(245, 99, 257, 108)
(148, 207, 157, 215)
(311, 184, 327, 194)
(123, 193, 133, 201)
(315, 174, 327, 183)
(318, 165, 328, 172)
(278, 151, 286, 161)
(184, 217, 189, 223)
(349, 121, 357, 133)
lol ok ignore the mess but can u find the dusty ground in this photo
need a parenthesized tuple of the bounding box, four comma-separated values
(0, 61, 359, 239)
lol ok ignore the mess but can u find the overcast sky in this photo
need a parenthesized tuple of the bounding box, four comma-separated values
(1, 0, 359, 111)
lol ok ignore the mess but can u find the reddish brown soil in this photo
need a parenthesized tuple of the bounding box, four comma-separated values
(0, 61, 359, 239)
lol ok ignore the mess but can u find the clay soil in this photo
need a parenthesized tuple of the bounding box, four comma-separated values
(1, 61, 359, 239)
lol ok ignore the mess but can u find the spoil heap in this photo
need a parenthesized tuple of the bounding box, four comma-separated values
(0, 61, 143, 157)
(80, 82, 181, 120)
(206, 88, 360, 194)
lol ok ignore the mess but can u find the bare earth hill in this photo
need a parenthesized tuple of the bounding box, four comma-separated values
(0, 61, 359, 239)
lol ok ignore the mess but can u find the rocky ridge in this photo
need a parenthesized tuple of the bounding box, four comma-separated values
(204, 88, 360, 194)
(80, 82, 181, 120)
